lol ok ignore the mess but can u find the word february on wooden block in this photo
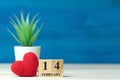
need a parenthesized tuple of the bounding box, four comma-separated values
(39, 59, 64, 77)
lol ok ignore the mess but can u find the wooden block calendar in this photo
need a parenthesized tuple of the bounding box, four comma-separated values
(38, 59, 64, 77)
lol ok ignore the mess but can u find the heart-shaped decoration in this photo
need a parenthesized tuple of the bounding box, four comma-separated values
(11, 52, 38, 77)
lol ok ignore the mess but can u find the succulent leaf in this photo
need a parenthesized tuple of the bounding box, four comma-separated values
(7, 12, 43, 46)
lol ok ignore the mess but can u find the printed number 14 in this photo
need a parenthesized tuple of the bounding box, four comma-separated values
(43, 61, 60, 70)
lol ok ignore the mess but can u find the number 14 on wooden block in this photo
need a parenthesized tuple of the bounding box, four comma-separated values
(39, 59, 64, 77)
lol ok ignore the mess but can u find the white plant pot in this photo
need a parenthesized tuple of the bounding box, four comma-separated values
(14, 46, 41, 61)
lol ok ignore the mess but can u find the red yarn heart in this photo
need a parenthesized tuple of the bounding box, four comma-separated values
(11, 52, 38, 77)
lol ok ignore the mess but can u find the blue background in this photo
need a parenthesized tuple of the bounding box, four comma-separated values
(0, 0, 120, 63)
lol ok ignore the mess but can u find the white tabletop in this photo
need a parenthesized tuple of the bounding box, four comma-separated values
(0, 64, 120, 80)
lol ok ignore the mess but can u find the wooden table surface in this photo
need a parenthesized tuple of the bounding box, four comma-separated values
(0, 64, 120, 80)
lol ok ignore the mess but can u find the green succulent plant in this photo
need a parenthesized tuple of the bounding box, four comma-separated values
(7, 12, 43, 46)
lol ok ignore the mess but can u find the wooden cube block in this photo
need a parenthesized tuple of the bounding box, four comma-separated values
(38, 59, 64, 77)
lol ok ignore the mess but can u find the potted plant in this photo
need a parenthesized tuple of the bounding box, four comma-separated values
(7, 12, 43, 61)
